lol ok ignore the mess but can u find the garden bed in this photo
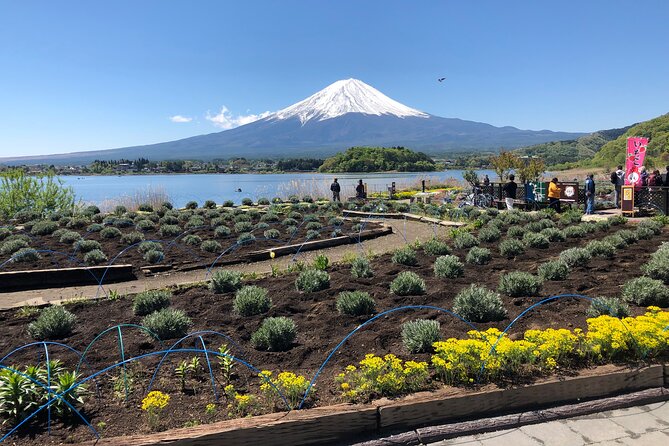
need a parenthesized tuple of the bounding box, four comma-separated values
(1, 211, 669, 444)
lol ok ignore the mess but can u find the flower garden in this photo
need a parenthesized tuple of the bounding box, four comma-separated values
(1, 202, 669, 444)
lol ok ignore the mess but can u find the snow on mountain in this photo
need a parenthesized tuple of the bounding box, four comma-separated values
(269, 78, 429, 124)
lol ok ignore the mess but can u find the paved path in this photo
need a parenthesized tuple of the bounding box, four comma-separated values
(0, 218, 449, 309)
(430, 401, 669, 446)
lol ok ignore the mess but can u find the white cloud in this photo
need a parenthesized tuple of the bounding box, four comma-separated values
(205, 106, 271, 129)
(169, 115, 193, 123)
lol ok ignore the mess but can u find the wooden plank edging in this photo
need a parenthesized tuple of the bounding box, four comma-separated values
(0, 264, 135, 292)
(78, 364, 667, 446)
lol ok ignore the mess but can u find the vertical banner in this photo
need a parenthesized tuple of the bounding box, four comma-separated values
(625, 137, 649, 186)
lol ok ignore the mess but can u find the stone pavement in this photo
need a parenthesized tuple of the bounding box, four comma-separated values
(429, 401, 669, 446)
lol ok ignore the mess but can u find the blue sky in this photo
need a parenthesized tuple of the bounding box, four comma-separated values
(1, 0, 668, 157)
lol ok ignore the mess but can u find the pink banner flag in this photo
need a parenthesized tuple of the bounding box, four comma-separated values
(625, 137, 649, 186)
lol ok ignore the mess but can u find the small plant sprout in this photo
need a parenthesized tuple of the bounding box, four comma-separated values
(218, 344, 234, 384)
(175, 361, 189, 391)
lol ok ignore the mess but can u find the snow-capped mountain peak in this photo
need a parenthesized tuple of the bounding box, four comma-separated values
(269, 78, 429, 124)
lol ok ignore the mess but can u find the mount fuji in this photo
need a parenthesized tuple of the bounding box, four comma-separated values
(1, 79, 584, 165)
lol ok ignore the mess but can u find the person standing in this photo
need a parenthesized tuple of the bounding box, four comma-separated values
(355, 179, 366, 199)
(640, 166, 649, 187)
(502, 174, 517, 210)
(585, 174, 596, 214)
(614, 165, 624, 208)
(483, 174, 490, 186)
(330, 178, 341, 202)
(664, 166, 669, 187)
(547, 177, 562, 213)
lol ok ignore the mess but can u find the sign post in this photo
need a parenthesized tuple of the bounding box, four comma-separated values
(621, 185, 635, 216)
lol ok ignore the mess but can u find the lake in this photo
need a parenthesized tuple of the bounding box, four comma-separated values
(59, 170, 498, 209)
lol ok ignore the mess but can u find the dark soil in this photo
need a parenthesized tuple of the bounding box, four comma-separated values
(1, 223, 668, 444)
(0, 217, 378, 274)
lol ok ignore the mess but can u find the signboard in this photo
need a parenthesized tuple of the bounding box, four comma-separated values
(526, 182, 547, 203)
(621, 185, 635, 215)
(559, 182, 579, 202)
(625, 137, 649, 186)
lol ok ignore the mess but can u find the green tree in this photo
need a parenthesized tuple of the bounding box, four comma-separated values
(0, 169, 76, 221)
(489, 151, 521, 181)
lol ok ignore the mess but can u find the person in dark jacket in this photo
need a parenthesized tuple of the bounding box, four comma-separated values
(584, 174, 595, 214)
(330, 178, 341, 202)
(502, 174, 517, 210)
(355, 180, 366, 199)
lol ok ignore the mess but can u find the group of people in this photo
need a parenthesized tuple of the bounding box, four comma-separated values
(610, 165, 669, 208)
(330, 178, 366, 202)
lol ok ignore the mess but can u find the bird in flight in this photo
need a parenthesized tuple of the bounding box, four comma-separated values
(437, 77, 446, 82)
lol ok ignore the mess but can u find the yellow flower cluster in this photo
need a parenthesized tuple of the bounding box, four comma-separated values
(258, 370, 311, 409)
(223, 384, 256, 416)
(141, 390, 170, 412)
(335, 353, 429, 402)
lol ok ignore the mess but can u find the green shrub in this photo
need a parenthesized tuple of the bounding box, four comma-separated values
(138, 203, 153, 212)
(452, 231, 478, 250)
(506, 226, 526, 238)
(257, 197, 270, 205)
(616, 229, 639, 245)
(203, 200, 217, 209)
(453, 285, 507, 322)
(237, 232, 256, 245)
(305, 221, 323, 231)
(638, 219, 663, 235)
(594, 219, 611, 232)
(262, 229, 280, 239)
(138, 241, 163, 253)
(185, 201, 198, 210)
(392, 246, 418, 266)
(28, 306, 76, 340)
(113, 218, 134, 228)
(210, 270, 243, 293)
(261, 213, 280, 223)
(214, 225, 231, 238)
(559, 247, 591, 267)
(74, 239, 101, 253)
(100, 227, 122, 239)
(160, 215, 179, 225)
(141, 308, 192, 340)
(642, 249, 669, 283)
(523, 232, 550, 249)
(499, 238, 525, 258)
(121, 231, 144, 245)
(12, 248, 41, 262)
(422, 238, 451, 256)
(234, 213, 251, 223)
(586, 240, 616, 258)
(622, 277, 669, 306)
(466, 247, 492, 265)
(390, 271, 426, 296)
(581, 222, 597, 234)
(86, 223, 104, 232)
(285, 225, 298, 236)
(182, 234, 202, 246)
(402, 319, 441, 353)
(133, 290, 171, 316)
(31, 220, 59, 236)
(84, 249, 108, 265)
(160, 224, 182, 237)
(1, 239, 29, 255)
(434, 255, 464, 278)
(478, 226, 501, 243)
(603, 234, 628, 249)
(0, 227, 11, 241)
(241, 198, 253, 206)
(234, 286, 271, 316)
(336, 291, 375, 316)
(498, 271, 542, 297)
(540, 227, 566, 242)
(57, 230, 81, 244)
(608, 215, 627, 226)
(251, 317, 296, 351)
(537, 259, 570, 281)
(295, 269, 330, 292)
(201, 240, 222, 253)
(282, 218, 298, 227)
(586, 297, 631, 318)
(234, 221, 253, 233)
(564, 225, 586, 238)
(222, 200, 234, 207)
(312, 254, 329, 270)
(351, 256, 373, 278)
(143, 249, 164, 264)
(636, 226, 655, 240)
(525, 221, 544, 233)
(185, 216, 205, 229)
(305, 229, 320, 240)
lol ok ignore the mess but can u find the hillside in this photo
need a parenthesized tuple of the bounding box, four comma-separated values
(513, 125, 631, 167)
(319, 146, 436, 172)
(586, 113, 669, 168)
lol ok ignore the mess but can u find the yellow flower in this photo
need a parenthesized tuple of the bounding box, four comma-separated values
(141, 391, 170, 411)
(270, 251, 276, 259)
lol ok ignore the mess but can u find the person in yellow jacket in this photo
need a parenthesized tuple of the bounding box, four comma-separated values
(548, 177, 561, 213)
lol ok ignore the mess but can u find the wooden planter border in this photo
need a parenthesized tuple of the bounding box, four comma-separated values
(0, 264, 135, 292)
(82, 364, 667, 446)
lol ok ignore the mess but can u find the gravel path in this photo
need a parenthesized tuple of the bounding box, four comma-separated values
(0, 218, 449, 310)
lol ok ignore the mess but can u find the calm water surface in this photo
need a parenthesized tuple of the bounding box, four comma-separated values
(59, 170, 497, 208)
